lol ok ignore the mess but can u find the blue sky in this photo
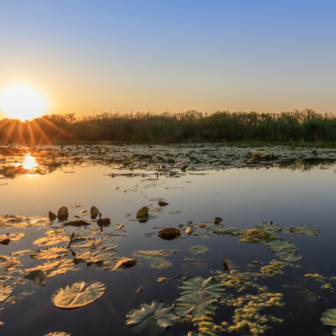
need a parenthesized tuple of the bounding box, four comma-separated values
(0, 0, 335, 118)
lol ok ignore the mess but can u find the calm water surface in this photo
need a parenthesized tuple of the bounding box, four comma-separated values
(1, 160, 336, 336)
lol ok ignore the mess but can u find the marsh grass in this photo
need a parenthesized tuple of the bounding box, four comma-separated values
(2, 109, 336, 144)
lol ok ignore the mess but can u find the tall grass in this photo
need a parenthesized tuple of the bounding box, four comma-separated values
(1, 109, 336, 144)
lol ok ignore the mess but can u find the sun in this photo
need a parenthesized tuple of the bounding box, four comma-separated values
(0, 85, 48, 120)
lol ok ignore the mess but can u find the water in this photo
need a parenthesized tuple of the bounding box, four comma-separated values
(1, 152, 336, 336)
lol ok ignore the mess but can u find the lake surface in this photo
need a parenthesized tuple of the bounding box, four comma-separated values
(1, 145, 336, 336)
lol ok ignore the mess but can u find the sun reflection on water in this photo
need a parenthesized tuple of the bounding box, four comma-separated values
(23, 154, 37, 170)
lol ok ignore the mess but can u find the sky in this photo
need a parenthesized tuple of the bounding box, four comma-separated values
(0, 0, 335, 119)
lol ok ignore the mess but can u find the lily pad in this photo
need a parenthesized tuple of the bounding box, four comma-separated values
(125, 300, 176, 335)
(158, 228, 181, 240)
(135, 250, 169, 258)
(150, 260, 173, 270)
(239, 229, 278, 244)
(276, 251, 302, 262)
(174, 292, 218, 318)
(23, 270, 45, 286)
(8, 232, 25, 241)
(33, 235, 69, 246)
(178, 277, 224, 298)
(137, 206, 149, 218)
(188, 245, 209, 254)
(0, 234, 10, 245)
(57, 206, 69, 221)
(0, 282, 13, 302)
(52, 281, 105, 309)
(322, 308, 336, 335)
(281, 225, 320, 236)
(158, 202, 169, 207)
(265, 239, 298, 253)
(31, 246, 69, 260)
(255, 221, 282, 232)
(90, 206, 99, 219)
(193, 233, 215, 239)
(48, 211, 56, 221)
(26, 259, 78, 277)
(214, 217, 223, 225)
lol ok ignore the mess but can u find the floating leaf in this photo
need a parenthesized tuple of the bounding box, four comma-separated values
(150, 260, 173, 270)
(33, 235, 69, 246)
(239, 229, 278, 244)
(188, 245, 209, 254)
(265, 239, 298, 253)
(112, 257, 136, 271)
(158, 202, 169, 207)
(135, 250, 169, 258)
(90, 206, 99, 219)
(158, 228, 181, 240)
(31, 246, 69, 260)
(52, 281, 105, 309)
(322, 308, 336, 336)
(0, 234, 10, 245)
(178, 277, 224, 298)
(174, 292, 218, 318)
(214, 217, 223, 225)
(255, 221, 282, 232)
(193, 233, 214, 239)
(62, 220, 88, 227)
(281, 225, 320, 236)
(7, 232, 25, 241)
(0, 255, 22, 269)
(0, 282, 13, 302)
(137, 206, 149, 218)
(44, 332, 71, 336)
(57, 206, 69, 221)
(48, 211, 56, 221)
(23, 270, 45, 286)
(10, 250, 31, 257)
(26, 259, 78, 277)
(125, 300, 176, 335)
(276, 251, 302, 262)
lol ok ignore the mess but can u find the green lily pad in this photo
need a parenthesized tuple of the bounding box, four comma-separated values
(125, 300, 176, 335)
(26, 259, 78, 277)
(178, 277, 224, 298)
(188, 245, 209, 254)
(23, 270, 45, 286)
(193, 233, 215, 239)
(137, 206, 149, 218)
(281, 225, 320, 236)
(322, 308, 336, 335)
(174, 292, 218, 318)
(265, 239, 298, 253)
(0, 282, 13, 302)
(57, 206, 69, 221)
(33, 235, 69, 246)
(276, 251, 302, 261)
(239, 228, 278, 244)
(52, 281, 105, 308)
(255, 221, 282, 232)
(31, 246, 69, 260)
(150, 260, 173, 270)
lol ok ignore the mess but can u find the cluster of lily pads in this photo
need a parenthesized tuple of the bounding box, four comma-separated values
(0, 197, 334, 336)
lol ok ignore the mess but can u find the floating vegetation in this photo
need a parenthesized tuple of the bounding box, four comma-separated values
(31, 246, 69, 260)
(23, 270, 45, 286)
(52, 281, 105, 308)
(239, 229, 278, 244)
(305, 273, 324, 281)
(217, 270, 262, 292)
(33, 235, 69, 246)
(136, 206, 149, 218)
(125, 300, 176, 334)
(321, 283, 333, 290)
(188, 245, 209, 254)
(261, 260, 286, 277)
(275, 251, 302, 262)
(26, 259, 78, 277)
(150, 260, 173, 270)
(157, 277, 167, 282)
(321, 307, 336, 336)
(264, 239, 298, 253)
(0, 283, 13, 302)
(57, 206, 68, 221)
(158, 228, 181, 240)
(255, 221, 282, 232)
(178, 277, 224, 298)
(194, 233, 215, 239)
